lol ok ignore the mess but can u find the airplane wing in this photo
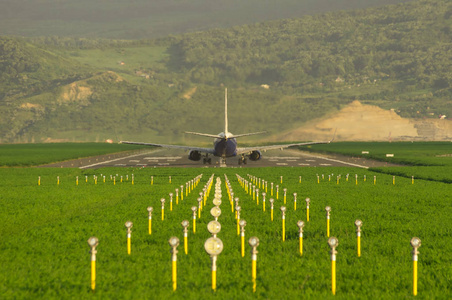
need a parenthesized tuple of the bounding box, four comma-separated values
(119, 141, 216, 154)
(236, 140, 331, 155)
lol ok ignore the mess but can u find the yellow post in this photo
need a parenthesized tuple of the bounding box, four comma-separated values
(151, 176, 153, 185)
(270, 198, 274, 221)
(262, 193, 266, 212)
(412, 176, 414, 184)
(76, 176, 79, 186)
(411, 237, 421, 296)
(280, 175, 283, 184)
(169, 237, 180, 292)
(249, 237, 259, 293)
(170, 193, 173, 211)
(393, 176, 395, 185)
(374, 176, 376, 185)
(281, 206, 286, 241)
(182, 220, 189, 255)
(125, 221, 133, 255)
(355, 219, 362, 257)
(293, 193, 297, 211)
(87, 237, 98, 291)
(326, 206, 331, 237)
(328, 237, 339, 295)
(161, 198, 165, 221)
(306, 198, 310, 222)
(57, 176, 60, 185)
(131, 174, 134, 185)
(38, 176, 41, 186)
(147, 207, 153, 235)
(192, 207, 197, 233)
(299, 176, 301, 183)
(297, 221, 304, 256)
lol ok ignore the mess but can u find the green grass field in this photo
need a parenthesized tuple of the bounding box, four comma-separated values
(1, 142, 451, 298)
(1, 165, 451, 299)
(0, 143, 147, 167)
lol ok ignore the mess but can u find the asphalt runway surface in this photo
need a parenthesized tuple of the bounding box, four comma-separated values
(41, 148, 398, 169)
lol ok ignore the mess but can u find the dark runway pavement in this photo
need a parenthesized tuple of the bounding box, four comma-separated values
(41, 148, 397, 169)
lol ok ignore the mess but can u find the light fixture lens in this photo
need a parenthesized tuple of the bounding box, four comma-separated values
(181, 220, 189, 227)
(213, 198, 222, 206)
(207, 221, 222, 234)
(88, 237, 98, 247)
(191, 206, 197, 212)
(328, 236, 339, 248)
(297, 220, 305, 228)
(355, 219, 363, 227)
(147, 206, 153, 212)
(210, 206, 222, 217)
(239, 220, 247, 227)
(204, 237, 224, 255)
(280, 206, 286, 212)
(125, 221, 133, 228)
(169, 236, 180, 247)
(248, 236, 260, 247)
(325, 206, 331, 212)
(411, 237, 421, 248)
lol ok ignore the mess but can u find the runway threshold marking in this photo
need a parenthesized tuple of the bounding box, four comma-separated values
(80, 151, 154, 169)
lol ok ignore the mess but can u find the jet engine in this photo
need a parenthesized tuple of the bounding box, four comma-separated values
(188, 150, 202, 161)
(248, 150, 262, 161)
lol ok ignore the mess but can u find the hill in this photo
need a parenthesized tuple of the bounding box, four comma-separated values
(0, 0, 411, 39)
(0, 0, 451, 143)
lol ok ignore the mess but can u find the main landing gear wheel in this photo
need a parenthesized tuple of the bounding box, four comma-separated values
(238, 156, 247, 165)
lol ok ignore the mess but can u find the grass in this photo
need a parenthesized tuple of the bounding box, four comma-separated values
(0, 165, 451, 299)
(0, 143, 148, 167)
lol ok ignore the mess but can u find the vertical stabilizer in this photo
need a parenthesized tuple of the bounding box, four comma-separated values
(224, 88, 228, 135)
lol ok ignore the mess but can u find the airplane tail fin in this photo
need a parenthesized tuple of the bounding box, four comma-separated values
(225, 88, 228, 135)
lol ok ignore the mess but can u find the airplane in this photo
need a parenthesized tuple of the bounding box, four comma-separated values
(120, 88, 333, 166)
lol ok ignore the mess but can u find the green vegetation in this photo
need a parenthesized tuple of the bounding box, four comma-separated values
(1, 0, 452, 143)
(301, 141, 452, 183)
(0, 0, 410, 39)
(1, 166, 451, 299)
(0, 143, 147, 167)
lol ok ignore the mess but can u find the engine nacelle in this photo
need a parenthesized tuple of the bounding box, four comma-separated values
(188, 150, 202, 161)
(248, 150, 262, 161)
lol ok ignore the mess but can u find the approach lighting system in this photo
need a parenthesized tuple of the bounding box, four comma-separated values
(204, 237, 224, 292)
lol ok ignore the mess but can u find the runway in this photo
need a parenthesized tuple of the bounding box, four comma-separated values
(41, 148, 397, 169)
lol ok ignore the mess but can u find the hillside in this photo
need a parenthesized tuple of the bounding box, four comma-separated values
(0, 0, 411, 39)
(1, 0, 452, 143)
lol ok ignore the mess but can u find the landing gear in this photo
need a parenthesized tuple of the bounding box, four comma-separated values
(238, 155, 247, 165)
(203, 155, 212, 164)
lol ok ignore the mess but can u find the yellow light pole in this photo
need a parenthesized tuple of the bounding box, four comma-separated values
(147, 207, 153, 235)
(169, 193, 173, 211)
(283, 188, 287, 204)
(191, 206, 197, 233)
(256, 189, 259, 205)
(169, 175, 172, 184)
(276, 185, 279, 200)
(317, 174, 320, 184)
(125, 221, 133, 255)
(299, 176, 301, 183)
(236, 206, 241, 235)
(76, 176, 79, 186)
(252, 185, 256, 201)
(180, 185, 184, 201)
(411, 237, 421, 296)
(262, 192, 266, 212)
(38, 176, 41, 186)
(393, 176, 395, 185)
(374, 175, 376, 185)
(169, 236, 180, 291)
(325, 206, 331, 237)
(181, 220, 189, 255)
(204, 237, 224, 292)
(121, 175, 123, 183)
(328, 237, 339, 295)
(412, 176, 414, 184)
(249, 236, 259, 293)
(306, 198, 310, 222)
(355, 174, 358, 185)
(271, 182, 274, 196)
(197, 198, 202, 219)
(355, 219, 363, 257)
(87, 236, 98, 291)
(161, 198, 166, 221)
(281, 206, 286, 241)
(175, 188, 179, 205)
(86, 175, 88, 183)
(57, 176, 60, 185)
(297, 220, 305, 256)
(265, 181, 268, 193)
(364, 175, 366, 182)
(293, 193, 297, 211)
(280, 175, 283, 184)
(131, 174, 134, 185)
(234, 198, 240, 218)
(151, 176, 153, 185)
(239, 220, 247, 257)
(269, 198, 274, 221)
